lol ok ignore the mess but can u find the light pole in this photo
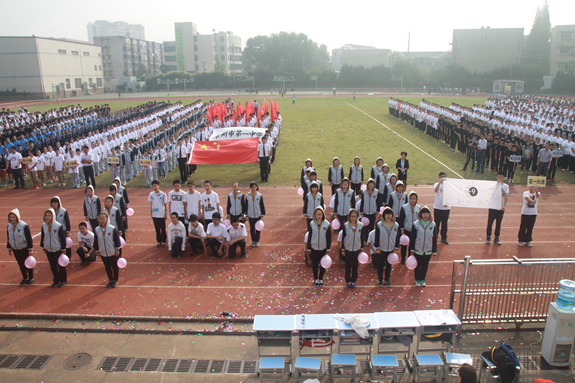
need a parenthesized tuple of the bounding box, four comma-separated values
(391, 76, 403, 92)
(310, 76, 318, 91)
(179, 78, 193, 93)
(274, 76, 294, 92)
(157, 78, 178, 96)
(245, 76, 255, 91)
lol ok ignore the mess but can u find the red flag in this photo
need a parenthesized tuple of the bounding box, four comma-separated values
(188, 138, 259, 165)
(206, 107, 213, 124)
(271, 99, 277, 121)
(264, 99, 269, 114)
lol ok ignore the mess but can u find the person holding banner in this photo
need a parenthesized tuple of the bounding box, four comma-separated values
(505, 144, 520, 184)
(433, 172, 450, 244)
(67, 149, 80, 188)
(80, 145, 96, 188)
(410, 206, 437, 287)
(486, 172, 509, 245)
(518, 185, 540, 247)
(35, 149, 46, 187)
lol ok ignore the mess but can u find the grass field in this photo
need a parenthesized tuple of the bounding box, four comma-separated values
(17, 95, 575, 190)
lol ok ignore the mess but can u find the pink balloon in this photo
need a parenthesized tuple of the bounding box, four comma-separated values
(58, 254, 70, 267)
(406, 255, 418, 270)
(331, 219, 340, 230)
(358, 252, 369, 264)
(320, 255, 332, 268)
(379, 206, 384, 214)
(126, 208, 135, 217)
(65, 237, 73, 248)
(297, 187, 304, 196)
(361, 217, 370, 226)
(323, 204, 326, 210)
(360, 184, 367, 191)
(387, 252, 399, 265)
(85, 221, 92, 231)
(117, 257, 127, 268)
(120, 237, 126, 248)
(400, 234, 410, 246)
(223, 219, 231, 228)
(24, 255, 36, 269)
(255, 220, 264, 231)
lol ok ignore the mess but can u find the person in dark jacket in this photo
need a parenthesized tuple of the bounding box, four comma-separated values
(395, 151, 409, 186)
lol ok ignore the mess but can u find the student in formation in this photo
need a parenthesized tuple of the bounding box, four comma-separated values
(200, 180, 220, 227)
(206, 212, 226, 258)
(433, 171, 450, 244)
(7, 209, 34, 286)
(102, 196, 123, 242)
(109, 185, 127, 236)
(341, 209, 364, 288)
(486, 172, 509, 245)
(382, 174, 399, 206)
(26, 149, 39, 189)
(376, 164, 392, 202)
(257, 136, 271, 183)
(185, 180, 202, 227)
(303, 181, 324, 232)
(40, 208, 67, 287)
(42, 147, 53, 185)
(226, 182, 244, 223)
(398, 191, 420, 264)
(360, 179, 379, 242)
(35, 149, 46, 187)
(168, 180, 188, 226)
(225, 216, 248, 258)
(349, 156, 364, 195)
(76, 222, 96, 265)
(373, 207, 400, 287)
(518, 185, 540, 247)
(168, 212, 187, 259)
(410, 206, 438, 287)
(333, 178, 355, 230)
(371, 157, 384, 180)
(395, 152, 409, 186)
(68, 149, 81, 188)
(93, 212, 121, 288)
(244, 181, 266, 247)
(50, 196, 71, 260)
(328, 157, 344, 195)
(141, 148, 153, 187)
(187, 214, 206, 255)
(300, 159, 314, 185)
(53, 149, 65, 186)
(302, 170, 323, 196)
(388, 180, 408, 219)
(148, 180, 168, 247)
(306, 206, 331, 287)
(83, 185, 101, 233)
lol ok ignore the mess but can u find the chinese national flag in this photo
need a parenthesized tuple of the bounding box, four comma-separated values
(188, 138, 259, 165)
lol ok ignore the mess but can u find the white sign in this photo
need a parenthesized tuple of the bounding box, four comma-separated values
(443, 178, 502, 210)
(209, 127, 266, 141)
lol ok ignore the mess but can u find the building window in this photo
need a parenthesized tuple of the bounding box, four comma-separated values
(220, 37, 224, 42)
(74, 78, 82, 88)
(561, 32, 572, 39)
(221, 55, 225, 61)
(164, 45, 176, 52)
(83, 51, 90, 56)
(214, 55, 218, 60)
(560, 48, 570, 55)
(94, 65, 97, 70)
(194, 45, 198, 51)
(194, 55, 198, 61)
(99, 65, 102, 70)
(220, 46, 224, 52)
(65, 79, 71, 89)
(71, 51, 79, 55)
(193, 36, 197, 42)
(195, 64, 199, 71)
(558, 64, 566, 70)
(165, 56, 177, 62)
(88, 78, 93, 85)
(58, 49, 66, 54)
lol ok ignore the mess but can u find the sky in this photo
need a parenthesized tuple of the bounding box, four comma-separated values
(1, 0, 573, 54)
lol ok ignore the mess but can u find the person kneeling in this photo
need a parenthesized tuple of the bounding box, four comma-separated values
(187, 214, 206, 255)
(206, 213, 226, 258)
(77, 222, 96, 265)
(225, 216, 248, 258)
(168, 213, 186, 259)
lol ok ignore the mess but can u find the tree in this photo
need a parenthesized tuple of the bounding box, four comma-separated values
(115, 84, 126, 93)
(159, 64, 169, 74)
(214, 58, 225, 73)
(136, 63, 148, 79)
(391, 59, 422, 88)
(523, 1, 551, 70)
(135, 84, 141, 92)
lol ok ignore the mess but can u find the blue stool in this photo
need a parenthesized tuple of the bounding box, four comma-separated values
(330, 354, 357, 383)
(414, 353, 444, 382)
(370, 355, 399, 381)
(259, 357, 285, 383)
(294, 356, 322, 382)
(444, 352, 472, 377)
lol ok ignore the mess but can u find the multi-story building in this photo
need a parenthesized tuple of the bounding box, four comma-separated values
(331, 44, 393, 71)
(550, 25, 575, 77)
(163, 41, 178, 72)
(395, 51, 452, 72)
(93, 36, 163, 85)
(0, 36, 104, 97)
(87, 20, 145, 43)
(452, 27, 524, 73)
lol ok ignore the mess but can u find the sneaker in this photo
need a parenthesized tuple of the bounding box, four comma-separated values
(526, 242, 532, 247)
(318, 280, 325, 287)
(378, 281, 384, 287)
(314, 280, 319, 287)
(415, 281, 421, 287)
(351, 283, 356, 288)
(251, 242, 256, 247)
(385, 280, 392, 287)
(58, 282, 66, 287)
(177, 255, 181, 259)
(210, 254, 215, 259)
(33, 186, 38, 189)
(518, 242, 525, 247)
(441, 239, 449, 245)
(25, 279, 34, 287)
(346, 282, 352, 288)
(106, 281, 113, 288)
(80, 260, 87, 266)
(111, 281, 118, 288)
(421, 281, 427, 287)
(241, 253, 248, 258)
(255, 242, 260, 247)
(156, 243, 161, 248)
(486, 236, 491, 244)
(51, 283, 58, 288)
(494, 237, 501, 245)
(19, 279, 27, 286)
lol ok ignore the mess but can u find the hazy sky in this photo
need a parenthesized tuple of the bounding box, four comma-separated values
(1, 0, 573, 53)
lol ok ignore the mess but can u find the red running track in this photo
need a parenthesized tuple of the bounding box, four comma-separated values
(0, 184, 573, 319)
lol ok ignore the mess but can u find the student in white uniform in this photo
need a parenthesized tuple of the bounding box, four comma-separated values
(168, 180, 188, 227)
(200, 180, 220, 227)
(518, 185, 540, 247)
(433, 171, 450, 244)
(225, 216, 248, 258)
(486, 172, 509, 245)
(168, 212, 187, 259)
(76, 222, 96, 265)
(187, 214, 206, 255)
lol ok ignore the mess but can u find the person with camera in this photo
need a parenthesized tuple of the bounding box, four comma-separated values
(460, 134, 478, 171)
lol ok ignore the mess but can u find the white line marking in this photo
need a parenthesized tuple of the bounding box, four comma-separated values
(0, 283, 453, 289)
(345, 102, 464, 179)
(32, 232, 41, 239)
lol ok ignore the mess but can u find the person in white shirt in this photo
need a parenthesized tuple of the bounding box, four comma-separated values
(206, 212, 226, 258)
(486, 172, 509, 245)
(187, 214, 206, 255)
(168, 179, 188, 226)
(200, 180, 220, 227)
(477, 133, 488, 173)
(35, 149, 46, 187)
(76, 222, 96, 265)
(8, 147, 25, 189)
(68, 149, 81, 188)
(148, 180, 168, 247)
(41, 147, 53, 184)
(518, 185, 540, 247)
(175, 138, 188, 183)
(53, 150, 65, 186)
(257, 137, 271, 182)
(26, 149, 39, 189)
(81, 145, 95, 187)
(225, 216, 248, 258)
(185, 180, 201, 222)
(167, 213, 187, 259)
(433, 171, 450, 244)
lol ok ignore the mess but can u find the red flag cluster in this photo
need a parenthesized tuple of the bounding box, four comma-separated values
(205, 99, 279, 125)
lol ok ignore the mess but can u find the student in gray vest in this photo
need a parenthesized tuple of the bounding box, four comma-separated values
(300, 158, 313, 186)
(226, 182, 245, 223)
(93, 212, 121, 288)
(83, 185, 101, 233)
(341, 209, 364, 288)
(387, 181, 407, 219)
(302, 170, 323, 196)
(40, 208, 67, 288)
(243, 182, 266, 247)
(373, 207, 400, 287)
(333, 178, 355, 231)
(409, 206, 438, 287)
(397, 191, 420, 264)
(370, 157, 384, 180)
(381, 174, 398, 206)
(303, 182, 324, 231)
(360, 178, 380, 242)
(348, 156, 364, 195)
(50, 196, 72, 260)
(375, 164, 391, 199)
(7, 208, 34, 286)
(328, 157, 344, 195)
(109, 184, 127, 236)
(306, 206, 331, 287)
